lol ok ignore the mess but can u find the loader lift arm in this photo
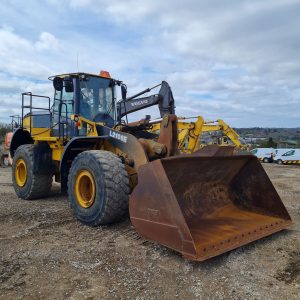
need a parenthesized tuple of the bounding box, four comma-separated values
(117, 81, 175, 122)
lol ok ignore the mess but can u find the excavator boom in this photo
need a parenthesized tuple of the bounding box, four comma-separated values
(150, 117, 246, 153)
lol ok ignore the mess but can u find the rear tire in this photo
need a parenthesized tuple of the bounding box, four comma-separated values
(12, 144, 53, 199)
(68, 150, 129, 226)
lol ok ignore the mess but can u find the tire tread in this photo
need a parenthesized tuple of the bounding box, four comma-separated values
(68, 150, 129, 225)
(12, 144, 52, 199)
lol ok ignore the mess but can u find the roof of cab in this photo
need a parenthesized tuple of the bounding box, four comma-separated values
(48, 72, 121, 84)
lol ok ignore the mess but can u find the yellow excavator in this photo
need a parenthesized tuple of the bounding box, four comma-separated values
(148, 116, 246, 153)
(10, 71, 291, 261)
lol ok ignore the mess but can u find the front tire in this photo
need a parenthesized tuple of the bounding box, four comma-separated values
(68, 150, 129, 226)
(12, 144, 53, 199)
(277, 159, 283, 165)
(263, 157, 270, 163)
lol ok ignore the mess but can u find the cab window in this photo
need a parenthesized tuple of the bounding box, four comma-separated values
(53, 87, 74, 119)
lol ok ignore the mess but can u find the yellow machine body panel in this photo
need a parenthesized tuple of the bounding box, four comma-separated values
(23, 116, 51, 137)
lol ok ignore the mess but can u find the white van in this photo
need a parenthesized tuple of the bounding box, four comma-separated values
(273, 149, 300, 165)
(273, 148, 293, 156)
(272, 148, 293, 162)
(250, 148, 274, 163)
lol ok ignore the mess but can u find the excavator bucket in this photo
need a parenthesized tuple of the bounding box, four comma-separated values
(129, 146, 292, 261)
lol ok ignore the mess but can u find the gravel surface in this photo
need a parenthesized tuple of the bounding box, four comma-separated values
(0, 164, 299, 299)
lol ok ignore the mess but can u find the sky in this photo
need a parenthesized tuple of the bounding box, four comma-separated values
(0, 0, 300, 127)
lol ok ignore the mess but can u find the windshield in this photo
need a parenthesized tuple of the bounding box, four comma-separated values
(283, 150, 295, 156)
(79, 76, 115, 120)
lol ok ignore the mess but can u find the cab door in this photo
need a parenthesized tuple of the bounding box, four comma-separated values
(52, 79, 75, 138)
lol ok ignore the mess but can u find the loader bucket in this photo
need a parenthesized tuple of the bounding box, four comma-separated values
(129, 147, 292, 261)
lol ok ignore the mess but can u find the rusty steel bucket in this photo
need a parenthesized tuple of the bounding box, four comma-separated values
(129, 146, 292, 261)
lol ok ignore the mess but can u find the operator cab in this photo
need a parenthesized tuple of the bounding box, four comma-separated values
(50, 71, 120, 137)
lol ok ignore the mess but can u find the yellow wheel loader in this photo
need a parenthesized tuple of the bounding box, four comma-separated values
(10, 71, 291, 261)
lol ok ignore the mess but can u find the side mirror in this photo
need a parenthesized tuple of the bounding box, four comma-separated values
(53, 77, 63, 91)
(121, 84, 127, 100)
(64, 79, 74, 93)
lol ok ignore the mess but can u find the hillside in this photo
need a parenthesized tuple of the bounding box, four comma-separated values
(235, 128, 300, 147)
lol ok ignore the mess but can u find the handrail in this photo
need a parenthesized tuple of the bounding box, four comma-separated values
(21, 92, 51, 134)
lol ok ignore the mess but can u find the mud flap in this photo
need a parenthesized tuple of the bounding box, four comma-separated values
(129, 148, 292, 261)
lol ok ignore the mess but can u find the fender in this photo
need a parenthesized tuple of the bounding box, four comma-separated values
(96, 125, 148, 168)
(59, 125, 148, 191)
(10, 129, 53, 175)
(10, 128, 33, 158)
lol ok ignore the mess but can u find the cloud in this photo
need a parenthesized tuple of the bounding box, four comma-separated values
(0, 26, 59, 78)
(0, 25, 61, 122)
(35, 32, 62, 51)
(0, 0, 299, 126)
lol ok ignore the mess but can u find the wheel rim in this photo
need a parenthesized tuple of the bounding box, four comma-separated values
(75, 170, 96, 208)
(15, 158, 27, 187)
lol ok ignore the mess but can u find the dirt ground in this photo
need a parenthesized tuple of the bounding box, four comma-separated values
(0, 164, 299, 300)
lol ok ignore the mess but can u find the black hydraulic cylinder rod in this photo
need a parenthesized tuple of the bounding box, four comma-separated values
(125, 83, 162, 101)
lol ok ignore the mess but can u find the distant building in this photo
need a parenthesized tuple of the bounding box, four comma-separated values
(241, 137, 267, 143)
(276, 140, 297, 148)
